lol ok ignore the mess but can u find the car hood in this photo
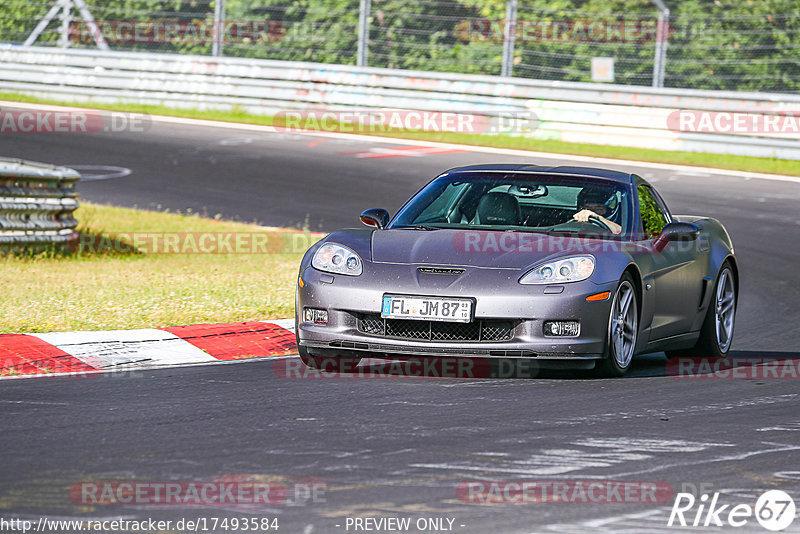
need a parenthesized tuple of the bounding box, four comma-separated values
(370, 228, 602, 270)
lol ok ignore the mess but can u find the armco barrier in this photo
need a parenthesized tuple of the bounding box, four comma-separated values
(1, 46, 799, 159)
(0, 158, 80, 250)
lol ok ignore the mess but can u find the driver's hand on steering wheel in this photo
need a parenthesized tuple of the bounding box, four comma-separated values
(573, 209, 599, 223)
(573, 209, 622, 235)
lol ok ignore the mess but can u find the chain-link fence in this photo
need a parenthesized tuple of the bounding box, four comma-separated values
(2, 0, 798, 93)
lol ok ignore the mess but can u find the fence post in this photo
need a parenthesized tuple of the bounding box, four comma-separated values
(25, 0, 108, 49)
(58, 0, 73, 48)
(500, 0, 518, 77)
(73, 0, 109, 49)
(212, 0, 226, 57)
(357, 0, 371, 67)
(651, 0, 669, 88)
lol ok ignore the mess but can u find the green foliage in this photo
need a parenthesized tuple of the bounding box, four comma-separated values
(511, 0, 659, 84)
(221, 0, 361, 64)
(0, 1, 54, 44)
(366, 0, 493, 73)
(665, 0, 800, 92)
(637, 185, 668, 237)
(1, 0, 797, 92)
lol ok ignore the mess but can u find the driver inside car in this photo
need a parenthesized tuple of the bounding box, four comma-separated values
(572, 186, 622, 235)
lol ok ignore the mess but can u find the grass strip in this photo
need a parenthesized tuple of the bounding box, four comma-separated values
(0, 203, 319, 333)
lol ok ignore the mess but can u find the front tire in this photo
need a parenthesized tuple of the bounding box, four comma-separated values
(596, 273, 638, 377)
(665, 262, 736, 359)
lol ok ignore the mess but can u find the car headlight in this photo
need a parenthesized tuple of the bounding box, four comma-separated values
(519, 255, 595, 284)
(312, 242, 363, 276)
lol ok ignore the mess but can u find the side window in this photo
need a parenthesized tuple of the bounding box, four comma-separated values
(638, 185, 668, 237)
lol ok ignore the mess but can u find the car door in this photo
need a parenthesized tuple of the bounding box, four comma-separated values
(635, 183, 704, 341)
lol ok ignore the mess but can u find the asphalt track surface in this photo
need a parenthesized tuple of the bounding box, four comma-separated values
(2, 105, 800, 533)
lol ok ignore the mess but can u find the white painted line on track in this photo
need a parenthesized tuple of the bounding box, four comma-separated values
(60, 165, 132, 181)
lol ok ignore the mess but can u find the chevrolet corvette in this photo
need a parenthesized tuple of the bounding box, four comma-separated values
(295, 164, 737, 377)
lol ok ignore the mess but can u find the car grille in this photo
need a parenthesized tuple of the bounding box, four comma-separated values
(357, 314, 514, 342)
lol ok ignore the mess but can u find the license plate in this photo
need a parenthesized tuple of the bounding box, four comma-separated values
(381, 295, 472, 323)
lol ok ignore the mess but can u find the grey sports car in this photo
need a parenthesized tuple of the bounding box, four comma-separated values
(295, 164, 737, 377)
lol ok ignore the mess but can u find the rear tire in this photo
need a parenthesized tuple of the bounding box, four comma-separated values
(596, 273, 639, 378)
(665, 262, 736, 359)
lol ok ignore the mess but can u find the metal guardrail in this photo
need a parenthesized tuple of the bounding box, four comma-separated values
(1, 46, 799, 159)
(0, 158, 80, 250)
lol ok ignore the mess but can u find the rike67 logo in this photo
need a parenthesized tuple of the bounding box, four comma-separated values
(668, 490, 796, 531)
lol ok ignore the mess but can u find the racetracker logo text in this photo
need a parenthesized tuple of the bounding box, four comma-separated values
(667, 356, 800, 379)
(70, 20, 286, 44)
(274, 110, 538, 135)
(450, 231, 708, 254)
(74, 231, 321, 255)
(69, 477, 326, 507)
(455, 19, 670, 43)
(275, 357, 492, 379)
(0, 110, 150, 134)
(668, 110, 800, 135)
(275, 358, 563, 380)
(457, 481, 674, 504)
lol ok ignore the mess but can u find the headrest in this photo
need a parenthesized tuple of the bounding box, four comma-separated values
(476, 192, 520, 226)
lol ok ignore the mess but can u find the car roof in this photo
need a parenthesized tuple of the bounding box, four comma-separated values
(440, 163, 635, 184)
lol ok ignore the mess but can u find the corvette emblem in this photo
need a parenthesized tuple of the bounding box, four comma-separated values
(418, 267, 465, 275)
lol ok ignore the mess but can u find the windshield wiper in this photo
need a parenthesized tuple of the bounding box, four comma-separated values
(544, 228, 616, 238)
(501, 228, 548, 235)
(395, 224, 442, 231)
(542, 228, 577, 234)
(463, 226, 548, 235)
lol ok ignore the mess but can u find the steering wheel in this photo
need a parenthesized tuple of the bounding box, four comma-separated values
(587, 215, 613, 231)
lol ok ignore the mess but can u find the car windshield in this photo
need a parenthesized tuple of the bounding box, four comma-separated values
(389, 172, 633, 238)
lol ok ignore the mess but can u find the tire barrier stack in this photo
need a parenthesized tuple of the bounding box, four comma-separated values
(0, 158, 80, 252)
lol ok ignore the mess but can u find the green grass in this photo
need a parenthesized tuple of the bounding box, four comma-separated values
(0, 203, 320, 333)
(2, 91, 798, 177)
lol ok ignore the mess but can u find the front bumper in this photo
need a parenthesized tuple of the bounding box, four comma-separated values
(297, 264, 617, 360)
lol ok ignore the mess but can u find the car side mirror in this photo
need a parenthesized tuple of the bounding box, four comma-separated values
(652, 222, 699, 252)
(360, 208, 389, 229)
